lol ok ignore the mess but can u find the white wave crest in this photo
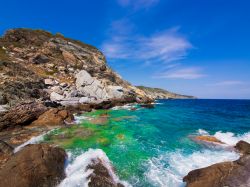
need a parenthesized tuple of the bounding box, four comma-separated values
(145, 149, 239, 187)
(197, 129, 250, 146)
(214, 131, 250, 146)
(59, 149, 130, 187)
(74, 115, 91, 124)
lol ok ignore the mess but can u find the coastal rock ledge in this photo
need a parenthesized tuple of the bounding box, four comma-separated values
(0, 144, 66, 187)
(183, 140, 250, 187)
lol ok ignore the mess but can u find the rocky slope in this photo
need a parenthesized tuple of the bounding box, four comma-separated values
(137, 86, 195, 99)
(0, 28, 150, 111)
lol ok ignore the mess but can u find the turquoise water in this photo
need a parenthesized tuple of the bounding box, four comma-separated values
(44, 99, 250, 186)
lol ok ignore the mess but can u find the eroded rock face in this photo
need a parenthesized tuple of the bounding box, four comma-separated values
(0, 144, 66, 187)
(0, 102, 47, 130)
(183, 141, 250, 187)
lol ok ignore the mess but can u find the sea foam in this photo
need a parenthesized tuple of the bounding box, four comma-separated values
(197, 129, 250, 146)
(145, 149, 239, 187)
(59, 149, 130, 187)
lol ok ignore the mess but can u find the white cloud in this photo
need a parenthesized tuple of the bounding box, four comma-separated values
(154, 67, 206, 79)
(208, 81, 245, 86)
(101, 27, 192, 64)
(117, 0, 158, 9)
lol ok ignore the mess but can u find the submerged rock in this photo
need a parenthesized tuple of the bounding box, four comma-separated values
(193, 135, 224, 144)
(183, 140, 250, 187)
(0, 144, 66, 187)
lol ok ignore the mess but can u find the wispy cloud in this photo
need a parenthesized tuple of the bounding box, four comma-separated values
(208, 80, 246, 86)
(117, 0, 159, 10)
(154, 67, 206, 79)
(101, 25, 192, 64)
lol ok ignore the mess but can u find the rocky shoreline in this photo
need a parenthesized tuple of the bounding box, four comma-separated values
(0, 28, 248, 187)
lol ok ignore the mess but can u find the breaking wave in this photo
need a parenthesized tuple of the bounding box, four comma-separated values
(58, 149, 130, 187)
(145, 149, 239, 187)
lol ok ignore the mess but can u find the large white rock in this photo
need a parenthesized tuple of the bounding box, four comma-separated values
(50, 92, 64, 101)
(75, 70, 109, 100)
(107, 85, 124, 98)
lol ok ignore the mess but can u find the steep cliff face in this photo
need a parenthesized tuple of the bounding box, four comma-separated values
(137, 86, 195, 99)
(0, 28, 149, 109)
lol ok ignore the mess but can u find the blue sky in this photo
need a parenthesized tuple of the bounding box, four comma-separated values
(0, 0, 250, 99)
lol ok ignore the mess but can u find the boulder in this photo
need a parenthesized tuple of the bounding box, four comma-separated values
(75, 70, 108, 100)
(107, 86, 124, 99)
(140, 104, 155, 109)
(235, 140, 250, 155)
(0, 144, 66, 187)
(50, 91, 64, 101)
(0, 102, 47, 131)
(88, 158, 124, 187)
(31, 108, 73, 126)
(183, 141, 250, 187)
(32, 54, 49, 64)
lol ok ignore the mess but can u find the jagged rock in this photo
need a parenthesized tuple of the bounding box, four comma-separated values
(0, 102, 47, 131)
(31, 108, 73, 126)
(0, 144, 66, 187)
(75, 70, 108, 100)
(88, 158, 125, 187)
(183, 140, 250, 187)
(50, 91, 64, 101)
(32, 54, 49, 64)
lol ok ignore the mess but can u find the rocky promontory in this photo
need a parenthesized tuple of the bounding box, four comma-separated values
(136, 86, 195, 99)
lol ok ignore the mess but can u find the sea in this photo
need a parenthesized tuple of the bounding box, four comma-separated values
(20, 99, 250, 187)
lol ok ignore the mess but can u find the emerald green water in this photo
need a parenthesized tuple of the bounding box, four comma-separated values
(43, 99, 250, 186)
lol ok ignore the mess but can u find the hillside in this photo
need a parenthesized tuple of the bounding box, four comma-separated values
(137, 86, 195, 99)
(0, 28, 150, 110)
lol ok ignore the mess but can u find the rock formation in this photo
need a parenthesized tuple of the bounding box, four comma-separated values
(183, 140, 250, 187)
(137, 86, 195, 99)
(0, 144, 66, 187)
(0, 28, 150, 109)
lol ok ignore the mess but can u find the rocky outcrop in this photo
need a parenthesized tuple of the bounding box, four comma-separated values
(0, 102, 47, 130)
(0, 144, 66, 187)
(88, 158, 124, 187)
(183, 140, 250, 187)
(31, 108, 73, 127)
(137, 86, 195, 99)
(0, 28, 150, 109)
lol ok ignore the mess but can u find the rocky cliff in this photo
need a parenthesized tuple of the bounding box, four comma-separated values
(136, 86, 195, 99)
(0, 28, 150, 111)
